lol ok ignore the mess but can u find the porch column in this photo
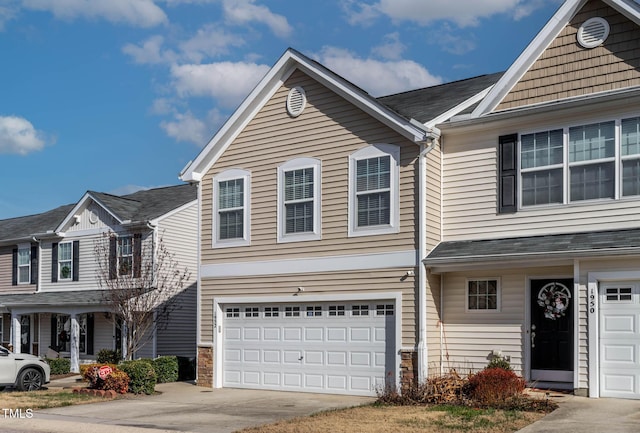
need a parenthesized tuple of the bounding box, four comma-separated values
(69, 314, 79, 373)
(121, 323, 128, 360)
(11, 313, 20, 354)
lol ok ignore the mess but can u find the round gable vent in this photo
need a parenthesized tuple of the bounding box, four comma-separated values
(286, 86, 306, 117)
(577, 17, 610, 48)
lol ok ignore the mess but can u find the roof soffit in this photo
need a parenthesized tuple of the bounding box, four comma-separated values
(179, 49, 432, 182)
(472, 0, 640, 117)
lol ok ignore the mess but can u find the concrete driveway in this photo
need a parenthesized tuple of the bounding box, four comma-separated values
(1, 382, 373, 433)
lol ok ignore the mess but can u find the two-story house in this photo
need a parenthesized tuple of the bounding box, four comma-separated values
(425, 0, 640, 400)
(181, 0, 640, 399)
(0, 184, 197, 373)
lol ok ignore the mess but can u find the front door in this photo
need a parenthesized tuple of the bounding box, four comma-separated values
(530, 279, 573, 382)
(20, 315, 31, 354)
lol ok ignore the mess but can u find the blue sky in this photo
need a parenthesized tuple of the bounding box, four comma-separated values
(0, 0, 565, 220)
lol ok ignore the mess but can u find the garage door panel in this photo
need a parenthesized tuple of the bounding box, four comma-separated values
(222, 300, 396, 396)
(600, 283, 640, 399)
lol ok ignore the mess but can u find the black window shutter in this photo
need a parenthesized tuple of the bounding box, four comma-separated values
(50, 315, 57, 350)
(12, 248, 18, 286)
(86, 314, 94, 355)
(133, 233, 142, 278)
(51, 243, 58, 283)
(498, 134, 518, 214)
(109, 237, 117, 280)
(72, 240, 80, 281)
(30, 244, 38, 285)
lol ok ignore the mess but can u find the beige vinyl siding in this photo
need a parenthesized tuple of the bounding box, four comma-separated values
(426, 272, 442, 376)
(498, 0, 640, 110)
(201, 69, 418, 264)
(0, 246, 36, 293)
(442, 110, 640, 241)
(200, 268, 418, 347)
(426, 144, 442, 251)
(441, 266, 572, 375)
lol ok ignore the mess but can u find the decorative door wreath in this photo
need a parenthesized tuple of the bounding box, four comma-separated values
(537, 282, 571, 320)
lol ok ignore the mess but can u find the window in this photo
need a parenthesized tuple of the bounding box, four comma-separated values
(285, 306, 300, 317)
(58, 242, 73, 280)
(117, 237, 133, 276)
(328, 305, 345, 316)
(17, 245, 31, 284)
(306, 306, 322, 317)
(467, 279, 500, 311)
(349, 144, 400, 236)
(376, 304, 394, 316)
(516, 116, 640, 209)
(244, 307, 259, 318)
(226, 308, 240, 318)
(352, 305, 369, 316)
(213, 169, 250, 247)
(277, 158, 321, 242)
(264, 307, 279, 318)
(604, 287, 633, 302)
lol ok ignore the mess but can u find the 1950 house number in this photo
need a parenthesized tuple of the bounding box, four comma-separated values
(589, 288, 596, 314)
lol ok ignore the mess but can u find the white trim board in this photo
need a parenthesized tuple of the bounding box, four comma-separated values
(200, 250, 417, 278)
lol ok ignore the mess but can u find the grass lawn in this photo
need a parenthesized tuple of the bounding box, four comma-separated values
(238, 404, 546, 433)
(0, 389, 107, 410)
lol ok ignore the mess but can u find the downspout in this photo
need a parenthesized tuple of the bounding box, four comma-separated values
(417, 126, 440, 383)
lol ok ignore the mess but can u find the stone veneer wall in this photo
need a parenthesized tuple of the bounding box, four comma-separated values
(400, 350, 418, 388)
(197, 346, 213, 387)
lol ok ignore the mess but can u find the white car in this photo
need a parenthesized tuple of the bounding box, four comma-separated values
(0, 346, 51, 391)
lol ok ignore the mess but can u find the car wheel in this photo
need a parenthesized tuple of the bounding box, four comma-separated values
(16, 368, 43, 391)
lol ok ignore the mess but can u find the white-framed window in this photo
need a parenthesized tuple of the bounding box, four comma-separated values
(352, 305, 369, 316)
(305, 306, 322, 317)
(225, 308, 240, 318)
(17, 244, 31, 285)
(213, 169, 251, 248)
(519, 116, 640, 208)
(285, 306, 300, 317)
(117, 236, 133, 276)
(328, 305, 345, 316)
(277, 158, 321, 243)
(244, 307, 259, 318)
(58, 242, 73, 281)
(466, 279, 500, 312)
(348, 144, 400, 237)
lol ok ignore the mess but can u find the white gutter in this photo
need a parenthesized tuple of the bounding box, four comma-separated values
(417, 128, 440, 383)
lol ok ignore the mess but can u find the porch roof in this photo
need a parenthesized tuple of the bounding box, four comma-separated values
(0, 290, 108, 308)
(425, 228, 640, 269)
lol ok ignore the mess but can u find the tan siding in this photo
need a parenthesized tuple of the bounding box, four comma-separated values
(426, 144, 442, 251)
(426, 272, 442, 376)
(201, 70, 418, 264)
(498, 0, 640, 110)
(200, 268, 418, 347)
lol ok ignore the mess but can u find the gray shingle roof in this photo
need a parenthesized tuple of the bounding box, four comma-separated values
(0, 289, 108, 307)
(0, 184, 196, 242)
(377, 72, 504, 124)
(425, 228, 640, 266)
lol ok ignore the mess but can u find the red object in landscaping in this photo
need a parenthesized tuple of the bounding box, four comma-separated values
(98, 365, 113, 380)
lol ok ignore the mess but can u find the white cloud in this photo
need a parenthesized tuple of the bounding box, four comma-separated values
(0, 115, 46, 155)
(430, 24, 476, 55)
(317, 47, 441, 96)
(122, 35, 177, 65)
(179, 25, 245, 63)
(222, 0, 292, 38)
(160, 109, 224, 146)
(0, 4, 19, 31)
(345, 0, 556, 27)
(170, 61, 270, 108)
(21, 0, 168, 27)
(371, 32, 406, 60)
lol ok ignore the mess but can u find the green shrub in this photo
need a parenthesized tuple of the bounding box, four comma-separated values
(466, 367, 526, 406)
(96, 349, 122, 364)
(119, 360, 157, 395)
(487, 354, 512, 371)
(153, 356, 179, 383)
(103, 370, 130, 394)
(46, 358, 71, 375)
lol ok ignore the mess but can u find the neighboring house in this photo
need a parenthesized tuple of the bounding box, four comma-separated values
(0, 184, 197, 372)
(425, 0, 640, 400)
(181, 0, 640, 399)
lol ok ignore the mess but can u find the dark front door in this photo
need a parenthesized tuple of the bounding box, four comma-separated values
(20, 315, 30, 354)
(530, 279, 573, 382)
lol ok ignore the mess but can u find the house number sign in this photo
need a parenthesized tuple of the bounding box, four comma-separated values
(589, 288, 596, 314)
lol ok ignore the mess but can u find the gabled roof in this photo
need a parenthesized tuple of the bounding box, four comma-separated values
(0, 184, 196, 243)
(180, 48, 440, 182)
(473, 0, 640, 116)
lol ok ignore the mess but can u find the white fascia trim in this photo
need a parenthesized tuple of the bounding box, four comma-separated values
(603, 0, 640, 26)
(201, 249, 416, 278)
(472, 0, 588, 116)
(426, 86, 494, 128)
(213, 291, 403, 391)
(587, 269, 640, 398)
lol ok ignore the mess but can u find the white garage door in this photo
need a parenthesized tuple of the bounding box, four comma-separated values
(222, 301, 396, 396)
(600, 282, 640, 399)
